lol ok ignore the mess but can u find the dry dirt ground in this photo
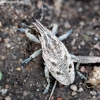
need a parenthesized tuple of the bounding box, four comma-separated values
(0, 0, 100, 100)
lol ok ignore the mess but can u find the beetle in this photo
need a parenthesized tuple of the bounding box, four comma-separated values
(18, 19, 87, 94)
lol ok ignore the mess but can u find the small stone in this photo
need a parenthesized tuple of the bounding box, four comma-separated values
(78, 7, 83, 12)
(37, 0, 43, 9)
(0, 37, 2, 42)
(71, 39, 76, 46)
(6, 44, 11, 48)
(5, 96, 11, 100)
(24, 0, 32, 6)
(78, 87, 84, 92)
(64, 22, 71, 28)
(89, 52, 94, 56)
(94, 37, 98, 41)
(0, 89, 7, 95)
(70, 85, 77, 91)
(1, 56, 6, 60)
(57, 98, 62, 100)
(37, 89, 39, 92)
(93, 43, 100, 51)
(4, 38, 10, 43)
(0, 96, 3, 100)
(5, 84, 10, 89)
(78, 45, 81, 49)
(80, 41, 85, 46)
(80, 66, 86, 72)
(50, 96, 54, 100)
(0, 22, 2, 28)
(71, 91, 77, 96)
(23, 91, 29, 96)
(23, 79, 26, 82)
(16, 67, 21, 71)
(26, 66, 31, 71)
(90, 91, 97, 96)
(79, 21, 85, 26)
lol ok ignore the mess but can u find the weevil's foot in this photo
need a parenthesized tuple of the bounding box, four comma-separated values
(43, 83, 50, 94)
(22, 58, 31, 64)
(77, 71, 87, 80)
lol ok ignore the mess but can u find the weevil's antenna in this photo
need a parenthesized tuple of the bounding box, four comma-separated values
(40, 6, 44, 21)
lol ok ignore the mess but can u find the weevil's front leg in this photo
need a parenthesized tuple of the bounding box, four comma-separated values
(22, 49, 42, 64)
(49, 24, 58, 35)
(43, 66, 50, 94)
(18, 27, 40, 43)
(25, 28, 40, 43)
(58, 30, 73, 41)
(70, 54, 87, 80)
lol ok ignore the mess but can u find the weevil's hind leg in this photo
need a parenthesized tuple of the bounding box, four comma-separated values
(43, 66, 50, 94)
(49, 24, 58, 35)
(22, 49, 42, 64)
(58, 30, 73, 41)
(70, 54, 87, 80)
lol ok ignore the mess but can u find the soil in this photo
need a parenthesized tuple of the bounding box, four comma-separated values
(0, 0, 100, 100)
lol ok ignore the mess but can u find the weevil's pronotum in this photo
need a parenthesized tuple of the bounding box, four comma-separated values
(18, 19, 87, 94)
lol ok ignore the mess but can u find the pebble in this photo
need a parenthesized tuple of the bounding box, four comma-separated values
(71, 39, 76, 46)
(64, 22, 71, 28)
(71, 91, 77, 96)
(1, 56, 6, 60)
(6, 44, 11, 48)
(37, 89, 39, 92)
(93, 43, 100, 51)
(90, 91, 97, 96)
(80, 66, 86, 72)
(16, 67, 21, 71)
(70, 85, 77, 91)
(0, 96, 3, 100)
(23, 0, 32, 6)
(78, 45, 81, 49)
(79, 21, 85, 26)
(78, 7, 83, 12)
(0, 37, 2, 42)
(23, 91, 29, 96)
(57, 98, 62, 100)
(0, 89, 7, 95)
(94, 37, 98, 41)
(78, 87, 84, 92)
(37, 0, 43, 9)
(5, 96, 11, 100)
(5, 84, 10, 89)
(4, 38, 10, 43)
(0, 22, 2, 28)
(80, 41, 85, 46)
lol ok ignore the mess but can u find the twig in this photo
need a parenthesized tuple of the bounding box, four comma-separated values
(48, 80, 57, 100)
(76, 56, 100, 64)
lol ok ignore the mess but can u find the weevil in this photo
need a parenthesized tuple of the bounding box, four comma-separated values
(18, 19, 87, 94)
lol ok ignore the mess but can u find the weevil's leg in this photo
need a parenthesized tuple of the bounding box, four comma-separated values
(49, 24, 58, 35)
(17, 28, 26, 33)
(43, 66, 50, 94)
(70, 54, 87, 80)
(22, 49, 42, 64)
(18, 27, 40, 43)
(58, 30, 73, 41)
(25, 28, 40, 43)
